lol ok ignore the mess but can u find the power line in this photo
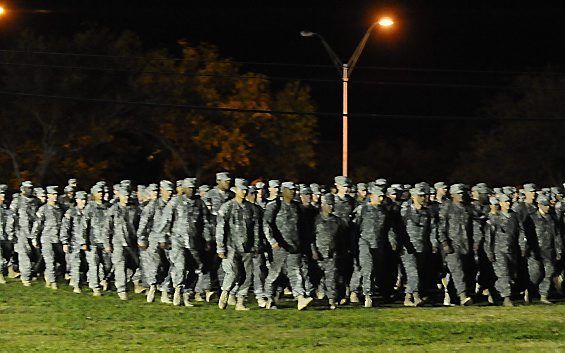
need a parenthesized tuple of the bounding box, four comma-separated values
(1, 48, 563, 76)
(1, 60, 564, 91)
(0, 90, 563, 121)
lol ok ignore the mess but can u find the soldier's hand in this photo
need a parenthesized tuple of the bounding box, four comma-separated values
(105, 247, 113, 254)
(159, 242, 167, 250)
(272, 242, 280, 250)
(32, 239, 40, 249)
(63, 244, 70, 254)
(312, 251, 320, 261)
(218, 252, 226, 259)
(391, 244, 397, 252)
(81, 244, 89, 251)
(432, 246, 438, 254)
(138, 243, 147, 250)
(557, 253, 562, 261)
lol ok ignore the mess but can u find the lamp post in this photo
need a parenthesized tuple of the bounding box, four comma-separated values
(301, 17, 394, 177)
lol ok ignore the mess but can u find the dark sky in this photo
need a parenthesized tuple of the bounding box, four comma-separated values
(2, 1, 565, 177)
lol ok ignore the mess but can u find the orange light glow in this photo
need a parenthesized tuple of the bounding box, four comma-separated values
(0, 6, 5, 16)
(377, 17, 394, 27)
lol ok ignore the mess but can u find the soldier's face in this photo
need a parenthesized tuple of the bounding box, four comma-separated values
(471, 191, 479, 200)
(47, 194, 57, 203)
(246, 193, 256, 203)
(161, 188, 171, 201)
(300, 194, 311, 204)
(525, 191, 536, 203)
(321, 203, 333, 214)
(268, 187, 279, 198)
(500, 201, 510, 211)
(358, 190, 367, 199)
(22, 187, 33, 197)
(336, 184, 348, 195)
(184, 187, 194, 198)
(119, 194, 129, 205)
(282, 188, 295, 199)
(452, 194, 463, 203)
(77, 199, 86, 209)
(235, 188, 247, 199)
(539, 204, 550, 213)
(218, 179, 231, 191)
(0, 194, 4, 203)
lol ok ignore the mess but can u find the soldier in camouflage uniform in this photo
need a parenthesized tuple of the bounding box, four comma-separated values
(59, 191, 88, 293)
(216, 179, 260, 311)
(298, 184, 317, 297)
(0, 184, 15, 284)
(263, 181, 314, 310)
(32, 186, 64, 289)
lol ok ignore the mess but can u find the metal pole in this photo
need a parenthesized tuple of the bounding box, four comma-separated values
(342, 64, 349, 177)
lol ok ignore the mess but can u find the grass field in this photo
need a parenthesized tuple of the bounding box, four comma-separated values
(1, 278, 565, 352)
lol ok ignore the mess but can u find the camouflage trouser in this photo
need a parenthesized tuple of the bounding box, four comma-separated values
(527, 256, 557, 296)
(349, 239, 375, 295)
(317, 255, 337, 299)
(401, 252, 420, 294)
(0, 240, 14, 274)
(220, 248, 254, 298)
(264, 248, 305, 298)
(300, 254, 315, 295)
(169, 245, 186, 289)
(140, 240, 166, 286)
(41, 242, 65, 284)
(14, 237, 32, 281)
(85, 244, 112, 289)
(444, 252, 467, 295)
(229, 253, 267, 299)
(111, 246, 139, 293)
(493, 253, 514, 298)
(68, 246, 83, 288)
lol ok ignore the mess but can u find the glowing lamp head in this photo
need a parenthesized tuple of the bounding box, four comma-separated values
(377, 17, 394, 27)
(0, 6, 5, 16)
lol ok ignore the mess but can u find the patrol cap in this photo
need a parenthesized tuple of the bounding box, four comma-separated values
(115, 185, 128, 195)
(0, 184, 7, 194)
(46, 186, 58, 195)
(410, 187, 427, 196)
(472, 185, 489, 194)
(64, 185, 74, 193)
(356, 183, 367, 192)
(146, 183, 158, 192)
(75, 191, 88, 200)
(176, 180, 183, 187)
(120, 180, 132, 187)
(300, 185, 312, 195)
(334, 176, 352, 187)
(321, 193, 335, 205)
(310, 183, 321, 195)
(498, 194, 511, 203)
(91, 185, 104, 194)
(375, 178, 388, 187)
(255, 182, 265, 189)
(281, 181, 296, 190)
(489, 196, 499, 205)
(198, 184, 210, 193)
(523, 183, 537, 192)
(502, 186, 516, 195)
(160, 180, 174, 191)
(537, 196, 550, 206)
(21, 180, 33, 188)
(182, 178, 197, 188)
(493, 187, 502, 194)
(137, 185, 146, 192)
(34, 187, 45, 196)
(349, 184, 357, 193)
(247, 185, 258, 194)
(268, 180, 280, 188)
(449, 184, 465, 194)
(476, 182, 488, 188)
(68, 178, 77, 186)
(368, 185, 384, 196)
(551, 187, 561, 195)
(234, 178, 249, 190)
(386, 187, 398, 196)
(434, 182, 447, 190)
(216, 172, 231, 181)
(429, 187, 436, 195)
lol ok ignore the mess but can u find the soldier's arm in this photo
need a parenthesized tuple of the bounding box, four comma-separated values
(30, 207, 45, 242)
(252, 205, 260, 251)
(263, 202, 278, 246)
(59, 210, 72, 245)
(200, 200, 212, 243)
(438, 204, 450, 244)
(5, 210, 16, 242)
(136, 202, 154, 245)
(215, 202, 229, 254)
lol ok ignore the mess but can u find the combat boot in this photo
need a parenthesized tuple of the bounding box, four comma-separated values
(50, 282, 58, 290)
(173, 287, 182, 306)
(257, 297, 267, 308)
(316, 290, 325, 300)
(459, 293, 473, 306)
(161, 291, 172, 304)
(523, 289, 530, 304)
(133, 280, 146, 294)
(502, 297, 514, 307)
(350, 292, 360, 303)
(484, 289, 494, 304)
(101, 279, 109, 291)
(364, 295, 373, 308)
(0, 273, 6, 284)
(540, 295, 552, 304)
(194, 292, 204, 302)
(73, 287, 81, 294)
(218, 290, 229, 309)
(443, 292, 452, 306)
(93, 288, 102, 297)
(65, 273, 72, 281)
(554, 274, 564, 295)
(283, 287, 293, 296)
(265, 298, 277, 310)
(404, 293, 416, 307)
(205, 290, 215, 302)
(235, 297, 249, 311)
(297, 295, 313, 310)
(413, 292, 423, 307)
(146, 285, 156, 303)
(183, 292, 194, 307)
(227, 294, 237, 306)
(21, 279, 31, 287)
(8, 265, 20, 278)
(329, 299, 336, 310)
(118, 292, 128, 301)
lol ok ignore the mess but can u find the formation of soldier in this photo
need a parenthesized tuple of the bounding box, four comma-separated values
(1, 174, 564, 310)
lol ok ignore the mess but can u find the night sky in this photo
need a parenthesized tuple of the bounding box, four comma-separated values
(2, 1, 565, 179)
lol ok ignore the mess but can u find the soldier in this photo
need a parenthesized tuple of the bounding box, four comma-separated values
(216, 178, 260, 311)
(160, 178, 210, 307)
(298, 184, 317, 297)
(349, 186, 392, 307)
(263, 181, 314, 310)
(312, 194, 343, 309)
(0, 184, 15, 284)
(439, 184, 474, 306)
(332, 176, 356, 304)
(12, 181, 39, 286)
(137, 182, 171, 303)
(430, 182, 451, 305)
(81, 184, 111, 296)
(395, 186, 435, 307)
(32, 186, 64, 289)
(355, 183, 368, 207)
(60, 191, 88, 293)
(485, 195, 520, 306)
(58, 185, 76, 213)
(527, 195, 563, 304)
(107, 185, 140, 300)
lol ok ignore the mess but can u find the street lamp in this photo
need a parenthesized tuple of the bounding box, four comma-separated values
(301, 17, 394, 177)
(0, 6, 6, 16)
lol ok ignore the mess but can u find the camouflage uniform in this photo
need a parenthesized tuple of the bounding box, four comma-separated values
(32, 198, 64, 284)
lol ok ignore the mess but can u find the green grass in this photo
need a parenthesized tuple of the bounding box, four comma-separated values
(1, 278, 565, 352)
